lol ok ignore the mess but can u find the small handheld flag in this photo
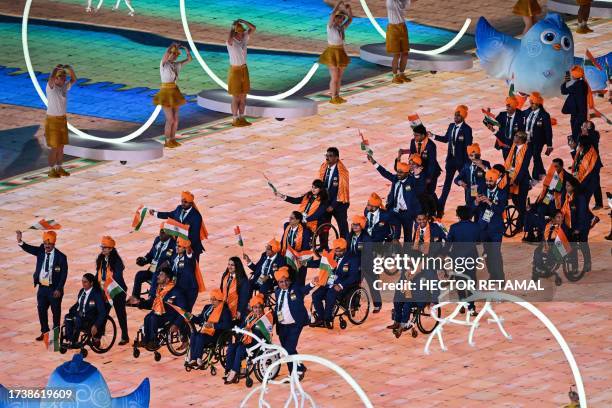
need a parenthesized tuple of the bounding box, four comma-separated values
(163, 219, 190, 240)
(166, 302, 193, 323)
(263, 173, 278, 194)
(104, 278, 125, 306)
(285, 247, 314, 270)
(358, 129, 373, 156)
(551, 228, 572, 261)
(408, 113, 422, 129)
(132, 205, 148, 231)
(482, 108, 500, 127)
(234, 226, 244, 247)
(317, 251, 337, 287)
(43, 327, 61, 352)
(253, 311, 274, 342)
(30, 219, 61, 230)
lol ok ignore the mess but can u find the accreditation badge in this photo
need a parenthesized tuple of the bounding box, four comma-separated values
(543, 191, 553, 205)
(470, 184, 478, 197)
(148, 260, 158, 272)
(482, 209, 493, 223)
(508, 167, 515, 179)
(343, 265, 349, 272)
(257, 275, 266, 285)
(54, 266, 60, 272)
(166, 249, 173, 256)
(405, 185, 411, 191)
(277, 311, 284, 322)
(290, 292, 297, 301)
(40, 276, 50, 286)
(458, 135, 464, 142)
(178, 262, 185, 268)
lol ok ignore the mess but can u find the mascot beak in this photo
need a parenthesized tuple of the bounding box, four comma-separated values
(553, 43, 561, 51)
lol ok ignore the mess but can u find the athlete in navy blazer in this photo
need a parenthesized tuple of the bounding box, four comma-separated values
(523, 101, 553, 179)
(488, 102, 526, 160)
(64, 274, 107, 344)
(561, 72, 589, 143)
(153, 198, 205, 258)
(246, 248, 285, 295)
(133, 229, 177, 298)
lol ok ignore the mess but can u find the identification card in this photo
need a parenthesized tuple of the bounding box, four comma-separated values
(40, 276, 50, 286)
(148, 260, 158, 272)
(543, 192, 553, 206)
(290, 293, 297, 301)
(276, 311, 284, 322)
(470, 184, 478, 197)
(327, 274, 337, 286)
(257, 274, 268, 285)
(482, 209, 493, 223)
(508, 168, 515, 179)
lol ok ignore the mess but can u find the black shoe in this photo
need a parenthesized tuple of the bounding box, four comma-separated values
(118, 337, 130, 346)
(324, 320, 333, 329)
(298, 366, 307, 381)
(372, 306, 382, 314)
(309, 319, 324, 328)
(459, 306, 466, 314)
(592, 205, 603, 211)
(35, 333, 44, 341)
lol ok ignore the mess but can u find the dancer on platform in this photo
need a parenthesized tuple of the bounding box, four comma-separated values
(386, 0, 411, 83)
(512, 0, 541, 34)
(319, 1, 352, 104)
(227, 19, 256, 127)
(153, 43, 191, 148)
(45, 64, 77, 178)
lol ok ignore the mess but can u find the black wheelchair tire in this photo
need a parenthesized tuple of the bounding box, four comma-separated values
(416, 305, 441, 334)
(89, 315, 117, 354)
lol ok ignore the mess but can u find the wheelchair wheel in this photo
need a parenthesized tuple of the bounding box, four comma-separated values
(80, 348, 88, 358)
(154, 351, 161, 361)
(133, 347, 140, 358)
(503, 205, 520, 238)
(312, 223, 339, 256)
(215, 331, 231, 367)
(254, 350, 281, 383)
(167, 325, 190, 357)
(563, 249, 586, 282)
(346, 287, 370, 325)
(416, 304, 441, 334)
(90, 315, 117, 354)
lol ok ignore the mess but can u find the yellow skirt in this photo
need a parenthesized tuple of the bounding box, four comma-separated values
(319, 45, 350, 68)
(512, 0, 542, 16)
(44, 115, 68, 148)
(227, 65, 250, 96)
(153, 83, 186, 108)
(386, 23, 409, 54)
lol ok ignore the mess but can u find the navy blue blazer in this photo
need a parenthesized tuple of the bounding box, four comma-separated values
(434, 122, 473, 166)
(321, 163, 347, 208)
(413, 222, 447, 243)
(364, 208, 393, 242)
(508, 144, 533, 187)
(140, 285, 187, 326)
(20, 243, 68, 292)
(143, 237, 176, 271)
(307, 254, 360, 288)
(495, 110, 526, 150)
(69, 287, 107, 329)
(273, 283, 313, 331)
(523, 108, 553, 147)
(192, 303, 233, 335)
(285, 194, 328, 225)
(562, 193, 591, 233)
(96, 256, 127, 291)
(454, 160, 491, 208)
(477, 186, 509, 234)
(172, 253, 198, 292)
(281, 222, 312, 252)
(220, 271, 251, 319)
(409, 138, 442, 178)
(249, 253, 285, 284)
(376, 164, 423, 216)
(345, 231, 371, 259)
(561, 79, 588, 117)
(446, 220, 481, 259)
(157, 206, 204, 255)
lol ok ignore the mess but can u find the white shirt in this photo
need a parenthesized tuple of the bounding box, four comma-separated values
(394, 179, 408, 211)
(261, 254, 277, 276)
(159, 60, 186, 83)
(278, 289, 295, 324)
(227, 33, 249, 66)
(386, 0, 409, 25)
(326, 24, 344, 46)
(39, 249, 56, 284)
(367, 210, 380, 235)
(46, 82, 72, 116)
(78, 288, 93, 313)
(324, 164, 337, 189)
(526, 109, 539, 138)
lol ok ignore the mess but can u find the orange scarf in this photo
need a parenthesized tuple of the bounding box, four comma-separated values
(318, 160, 350, 203)
(221, 273, 239, 318)
(538, 165, 564, 208)
(504, 143, 527, 194)
(152, 281, 176, 315)
(561, 192, 574, 228)
(200, 303, 224, 335)
(412, 223, 431, 254)
(281, 223, 304, 255)
(415, 137, 429, 154)
(241, 312, 262, 345)
(299, 194, 321, 232)
(190, 201, 209, 240)
(571, 145, 597, 183)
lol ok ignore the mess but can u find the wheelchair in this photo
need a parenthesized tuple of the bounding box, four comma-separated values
(503, 205, 521, 237)
(311, 222, 339, 256)
(132, 319, 192, 361)
(59, 314, 117, 358)
(532, 243, 586, 286)
(310, 284, 371, 329)
(184, 328, 232, 376)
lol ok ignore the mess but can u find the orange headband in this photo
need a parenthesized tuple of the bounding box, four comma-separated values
(42, 231, 57, 244)
(467, 143, 481, 156)
(332, 238, 347, 250)
(529, 92, 544, 105)
(505, 96, 518, 109)
(274, 266, 290, 281)
(485, 168, 501, 181)
(101, 236, 115, 248)
(267, 239, 281, 254)
(571, 65, 584, 78)
(181, 191, 194, 203)
(367, 193, 382, 207)
(396, 162, 410, 173)
(352, 215, 366, 229)
(455, 104, 468, 119)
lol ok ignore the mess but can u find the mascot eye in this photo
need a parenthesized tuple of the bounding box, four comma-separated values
(540, 31, 556, 44)
(561, 36, 572, 51)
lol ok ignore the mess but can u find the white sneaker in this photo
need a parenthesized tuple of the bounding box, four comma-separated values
(196, 358, 203, 366)
(85, 7, 92, 12)
(128, 11, 135, 16)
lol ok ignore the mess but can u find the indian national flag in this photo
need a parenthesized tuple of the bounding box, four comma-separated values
(550, 171, 563, 192)
(254, 311, 273, 342)
(30, 219, 61, 230)
(551, 228, 572, 261)
(359, 131, 373, 156)
(163, 219, 189, 240)
(408, 113, 422, 129)
(317, 251, 337, 286)
(263, 174, 278, 194)
(482, 108, 500, 127)
(234, 226, 244, 247)
(104, 278, 124, 305)
(585, 49, 603, 71)
(43, 327, 60, 352)
(285, 247, 313, 270)
(166, 302, 193, 323)
(132, 205, 148, 231)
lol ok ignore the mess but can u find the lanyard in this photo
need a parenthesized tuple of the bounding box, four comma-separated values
(277, 290, 287, 311)
(154, 240, 169, 262)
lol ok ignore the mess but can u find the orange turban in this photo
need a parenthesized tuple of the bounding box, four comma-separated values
(352, 215, 366, 229)
(274, 266, 290, 282)
(485, 168, 501, 181)
(234, 24, 246, 33)
(467, 143, 481, 156)
(505, 96, 518, 109)
(409, 154, 423, 166)
(42, 231, 57, 244)
(455, 105, 468, 119)
(168, 45, 180, 55)
(267, 239, 281, 254)
(177, 237, 191, 248)
(181, 191, 194, 203)
(367, 192, 383, 207)
(101, 236, 115, 248)
(332, 238, 347, 250)
(571, 65, 584, 78)
(396, 162, 410, 173)
(529, 92, 544, 105)
(210, 288, 224, 301)
(249, 294, 265, 307)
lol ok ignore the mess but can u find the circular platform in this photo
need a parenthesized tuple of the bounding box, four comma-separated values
(64, 134, 163, 163)
(197, 90, 318, 119)
(547, 0, 612, 18)
(360, 43, 473, 71)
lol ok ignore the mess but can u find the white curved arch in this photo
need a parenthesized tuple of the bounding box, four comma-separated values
(358, 0, 471, 55)
(179, 0, 320, 102)
(22, 0, 161, 144)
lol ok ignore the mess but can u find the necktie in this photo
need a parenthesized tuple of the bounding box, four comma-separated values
(224, 274, 234, 302)
(101, 259, 107, 282)
(277, 290, 287, 312)
(419, 228, 425, 243)
(351, 236, 357, 252)
(548, 225, 555, 241)
(43, 254, 50, 278)
(180, 209, 186, 223)
(417, 142, 422, 153)
(368, 213, 374, 228)
(506, 116, 513, 140)
(204, 305, 212, 321)
(78, 291, 86, 315)
(288, 229, 295, 247)
(324, 167, 331, 188)
(262, 258, 271, 276)
(451, 125, 459, 156)
(471, 164, 477, 185)
(512, 145, 519, 167)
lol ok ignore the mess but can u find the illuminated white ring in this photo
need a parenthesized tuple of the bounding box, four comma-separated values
(358, 0, 471, 55)
(22, 0, 161, 144)
(179, 0, 320, 102)
(427, 295, 587, 408)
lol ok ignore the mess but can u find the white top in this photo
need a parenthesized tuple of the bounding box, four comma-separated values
(386, 0, 409, 25)
(278, 289, 295, 324)
(526, 108, 540, 137)
(226, 33, 249, 66)
(46, 82, 72, 116)
(159, 60, 186, 83)
(324, 164, 337, 189)
(39, 249, 56, 283)
(394, 180, 408, 211)
(367, 209, 380, 235)
(326, 24, 344, 46)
